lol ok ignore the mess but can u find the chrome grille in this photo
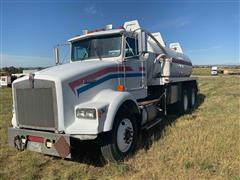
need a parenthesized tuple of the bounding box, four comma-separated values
(14, 79, 58, 130)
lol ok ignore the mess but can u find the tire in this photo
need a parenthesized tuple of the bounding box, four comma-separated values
(189, 86, 197, 109)
(101, 107, 138, 162)
(177, 88, 189, 114)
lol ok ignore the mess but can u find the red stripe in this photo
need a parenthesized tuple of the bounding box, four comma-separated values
(155, 54, 192, 66)
(27, 135, 44, 143)
(172, 58, 192, 66)
(139, 67, 145, 72)
(69, 66, 132, 92)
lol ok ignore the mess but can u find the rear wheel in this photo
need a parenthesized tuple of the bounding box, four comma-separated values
(177, 88, 189, 114)
(189, 86, 197, 108)
(101, 108, 138, 162)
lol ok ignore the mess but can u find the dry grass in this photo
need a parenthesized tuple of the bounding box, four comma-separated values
(192, 67, 211, 76)
(192, 67, 240, 76)
(0, 76, 240, 179)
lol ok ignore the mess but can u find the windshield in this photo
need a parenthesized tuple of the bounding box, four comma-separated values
(71, 34, 122, 61)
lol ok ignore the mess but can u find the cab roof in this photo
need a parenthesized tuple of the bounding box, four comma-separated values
(68, 29, 125, 42)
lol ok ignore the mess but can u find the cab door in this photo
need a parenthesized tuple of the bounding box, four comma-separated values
(123, 36, 147, 99)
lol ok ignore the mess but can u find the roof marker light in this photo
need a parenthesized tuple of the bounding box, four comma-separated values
(82, 30, 88, 35)
(105, 24, 113, 30)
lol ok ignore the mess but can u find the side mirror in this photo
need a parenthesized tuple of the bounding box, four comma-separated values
(53, 43, 70, 65)
(138, 31, 147, 54)
(54, 47, 60, 65)
(137, 31, 149, 60)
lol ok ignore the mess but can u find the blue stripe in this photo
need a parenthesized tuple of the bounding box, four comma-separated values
(76, 73, 144, 96)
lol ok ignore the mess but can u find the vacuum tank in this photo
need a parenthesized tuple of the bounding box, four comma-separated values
(146, 34, 192, 80)
(123, 20, 193, 80)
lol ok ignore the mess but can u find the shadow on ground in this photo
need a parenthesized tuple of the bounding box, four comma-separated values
(65, 93, 206, 167)
(141, 93, 205, 150)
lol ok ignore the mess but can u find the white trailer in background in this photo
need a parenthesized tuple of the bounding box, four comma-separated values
(8, 20, 198, 162)
(0, 76, 11, 87)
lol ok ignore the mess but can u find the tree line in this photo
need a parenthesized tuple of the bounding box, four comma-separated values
(0, 66, 44, 75)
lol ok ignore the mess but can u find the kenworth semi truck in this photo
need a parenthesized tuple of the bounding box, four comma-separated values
(8, 20, 198, 162)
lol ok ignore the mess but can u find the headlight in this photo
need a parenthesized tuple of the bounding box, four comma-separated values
(76, 108, 96, 119)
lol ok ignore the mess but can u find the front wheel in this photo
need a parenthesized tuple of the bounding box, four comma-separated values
(100, 108, 138, 162)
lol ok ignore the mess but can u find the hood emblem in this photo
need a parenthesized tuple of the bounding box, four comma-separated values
(29, 73, 35, 88)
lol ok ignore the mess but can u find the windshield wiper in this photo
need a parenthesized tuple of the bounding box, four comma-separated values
(80, 51, 87, 60)
(80, 41, 91, 60)
(93, 40, 102, 61)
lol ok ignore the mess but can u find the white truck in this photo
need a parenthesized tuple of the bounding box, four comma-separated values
(8, 20, 198, 162)
(211, 66, 218, 76)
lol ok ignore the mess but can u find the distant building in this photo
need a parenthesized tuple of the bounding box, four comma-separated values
(0, 75, 11, 87)
(0, 72, 11, 87)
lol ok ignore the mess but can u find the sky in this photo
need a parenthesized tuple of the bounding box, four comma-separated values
(0, 0, 239, 67)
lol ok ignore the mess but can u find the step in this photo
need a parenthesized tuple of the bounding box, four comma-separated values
(141, 118, 162, 131)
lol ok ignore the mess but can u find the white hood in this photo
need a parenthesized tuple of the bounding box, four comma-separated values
(36, 60, 118, 82)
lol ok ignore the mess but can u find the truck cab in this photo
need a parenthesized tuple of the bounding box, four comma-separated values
(68, 28, 147, 98)
(8, 20, 198, 162)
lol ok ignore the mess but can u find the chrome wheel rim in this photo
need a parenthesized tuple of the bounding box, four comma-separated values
(184, 93, 188, 111)
(116, 118, 133, 153)
(191, 89, 196, 106)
